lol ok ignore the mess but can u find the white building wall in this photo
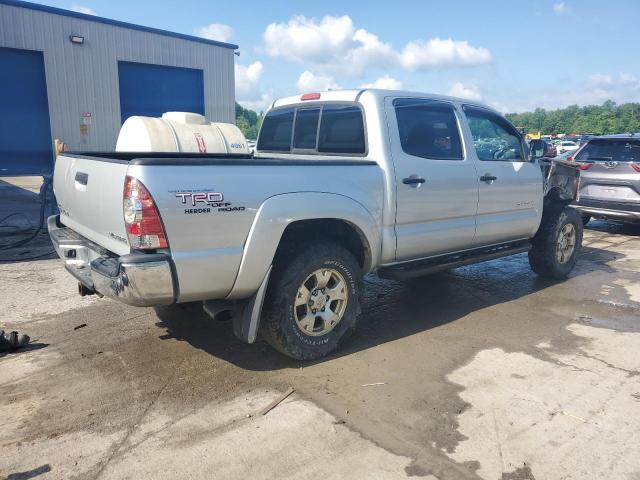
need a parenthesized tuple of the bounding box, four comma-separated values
(0, 2, 236, 150)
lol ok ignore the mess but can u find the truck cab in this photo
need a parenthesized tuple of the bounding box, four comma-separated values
(256, 90, 545, 264)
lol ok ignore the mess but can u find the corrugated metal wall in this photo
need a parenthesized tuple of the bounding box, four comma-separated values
(0, 3, 235, 152)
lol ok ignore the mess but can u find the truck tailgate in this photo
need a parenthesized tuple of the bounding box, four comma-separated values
(53, 154, 130, 256)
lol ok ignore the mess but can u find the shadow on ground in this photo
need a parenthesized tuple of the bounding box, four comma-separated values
(154, 242, 623, 371)
(0, 178, 56, 264)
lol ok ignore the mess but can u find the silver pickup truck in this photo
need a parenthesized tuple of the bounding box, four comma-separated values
(49, 89, 581, 360)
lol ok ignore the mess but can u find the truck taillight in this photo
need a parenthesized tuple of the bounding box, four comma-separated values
(123, 176, 168, 249)
(632, 163, 640, 173)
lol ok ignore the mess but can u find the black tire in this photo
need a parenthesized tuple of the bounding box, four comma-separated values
(260, 242, 362, 360)
(528, 206, 583, 279)
(581, 214, 591, 226)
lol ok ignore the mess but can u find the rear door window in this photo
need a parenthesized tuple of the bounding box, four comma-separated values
(257, 107, 294, 152)
(393, 98, 464, 160)
(318, 105, 366, 154)
(575, 139, 640, 162)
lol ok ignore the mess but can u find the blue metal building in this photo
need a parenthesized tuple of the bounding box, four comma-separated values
(0, 0, 238, 176)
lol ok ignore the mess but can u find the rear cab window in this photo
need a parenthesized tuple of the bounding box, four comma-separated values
(257, 108, 294, 152)
(257, 104, 366, 155)
(575, 138, 640, 163)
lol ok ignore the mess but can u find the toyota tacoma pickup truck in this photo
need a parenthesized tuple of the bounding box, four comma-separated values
(49, 89, 581, 360)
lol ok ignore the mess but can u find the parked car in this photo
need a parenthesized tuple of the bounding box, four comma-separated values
(557, 140, 580, 154)
(48, 89, 582, 360)
(571, 134, 640, 224)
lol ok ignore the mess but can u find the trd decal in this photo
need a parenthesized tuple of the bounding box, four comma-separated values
(171, 189, 246, 214)
(175, 191, 224, 206)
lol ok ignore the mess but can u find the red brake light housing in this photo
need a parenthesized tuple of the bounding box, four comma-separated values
(301, 92, 321, 101)
(576, 162, 592, 170)
(632, 163, 640, 173)
(123, 176, 168, 249)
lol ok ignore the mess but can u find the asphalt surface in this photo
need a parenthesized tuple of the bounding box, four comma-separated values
(1, 178, 640, 479)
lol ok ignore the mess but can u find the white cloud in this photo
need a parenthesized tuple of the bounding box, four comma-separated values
(553, 2, 571, 14)
(238, 93, 273, 113)
(361, 75, 403, 90)
(262, 15, 491, 76)
(400, 38, 491, 70)
(70, 5, 95, 15)
(448, 81, 483, 101)
(296, 70, 339, 92)
(235, 61, 263, 98)
(195, 23, 233, 42)
(235, 61, 272, 112)
(264, 15, 355, 64)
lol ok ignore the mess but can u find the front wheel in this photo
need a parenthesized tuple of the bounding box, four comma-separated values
(528, 206, 583, 279)
(260, 242, 362, 360)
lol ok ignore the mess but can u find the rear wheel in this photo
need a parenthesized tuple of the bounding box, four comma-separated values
(529, 206, 582, 279)
(260, 242, 362, 360)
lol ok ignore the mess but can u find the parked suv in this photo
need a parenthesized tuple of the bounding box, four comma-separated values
(572, 134, 640, 224)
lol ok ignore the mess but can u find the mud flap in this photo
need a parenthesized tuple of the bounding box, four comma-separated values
(232, 266, 272, 344)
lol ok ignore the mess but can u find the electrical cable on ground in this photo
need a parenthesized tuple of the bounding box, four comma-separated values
(0, 176, 53, 251)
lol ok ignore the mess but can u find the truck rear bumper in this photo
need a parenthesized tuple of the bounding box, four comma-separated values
(48, 215, 176, 306)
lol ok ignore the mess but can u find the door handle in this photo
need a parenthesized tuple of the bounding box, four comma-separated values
(402, 176, 426, 185)
(480, 175, 497, 182)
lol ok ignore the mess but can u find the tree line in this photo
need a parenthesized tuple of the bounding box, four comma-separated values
(505, 100, 640, 136)
(235, 103, 263, 140)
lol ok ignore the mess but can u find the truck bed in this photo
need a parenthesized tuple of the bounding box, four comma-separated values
(53, 151, 384, 302)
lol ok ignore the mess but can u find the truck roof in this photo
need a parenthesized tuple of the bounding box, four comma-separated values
(270, 89, 499, 114)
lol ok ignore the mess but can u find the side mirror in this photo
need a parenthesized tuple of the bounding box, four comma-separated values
(529, 139, 545, 159)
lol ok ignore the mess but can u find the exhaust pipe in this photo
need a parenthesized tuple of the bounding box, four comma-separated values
(78, 283, 96, 297)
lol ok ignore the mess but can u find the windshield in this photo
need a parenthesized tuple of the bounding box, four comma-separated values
(575, 138, 640, 162)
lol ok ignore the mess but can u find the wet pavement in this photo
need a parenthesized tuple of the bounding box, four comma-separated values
(1, 211, 639, 479)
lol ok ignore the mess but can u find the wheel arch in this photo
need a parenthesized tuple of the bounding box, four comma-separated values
(225, 192, 380, 300)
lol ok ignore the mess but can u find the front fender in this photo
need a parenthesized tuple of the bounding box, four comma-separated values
(225, 192, 381, 300)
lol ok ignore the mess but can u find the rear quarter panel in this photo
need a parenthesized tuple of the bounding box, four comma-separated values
(128, 162, 383, 302)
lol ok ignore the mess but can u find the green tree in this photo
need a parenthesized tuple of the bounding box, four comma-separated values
(505, 101, 640, 135)
(235, 102, 263, 139)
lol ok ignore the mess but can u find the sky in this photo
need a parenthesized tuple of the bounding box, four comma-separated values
(36, 0, 640, 113)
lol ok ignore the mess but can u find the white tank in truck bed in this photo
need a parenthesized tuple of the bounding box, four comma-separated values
(115, 112, 250, 154)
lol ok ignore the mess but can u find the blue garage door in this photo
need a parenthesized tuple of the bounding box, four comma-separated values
(0, 47, 53, 176)
(118, 61, 205, 124)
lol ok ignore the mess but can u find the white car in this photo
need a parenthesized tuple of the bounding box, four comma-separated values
(557, 140, 579, 154)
